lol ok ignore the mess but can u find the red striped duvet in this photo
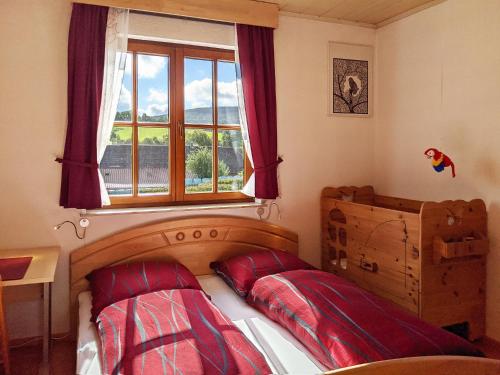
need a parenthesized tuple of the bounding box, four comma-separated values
(247, 269, 482, 370)
(96, 288, 271, 375)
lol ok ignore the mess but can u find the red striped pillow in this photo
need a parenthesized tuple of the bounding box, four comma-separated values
(210, 249, 314, 297)
(87, 261, 202, 321)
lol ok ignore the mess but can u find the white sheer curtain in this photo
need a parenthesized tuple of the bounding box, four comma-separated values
(235, 26, 255, 197)
(97, 8, 129, 206)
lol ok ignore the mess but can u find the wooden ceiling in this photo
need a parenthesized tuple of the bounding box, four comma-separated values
(266, 0, 443, 28)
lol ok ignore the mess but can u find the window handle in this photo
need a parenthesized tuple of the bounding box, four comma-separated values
(177, 121, 184, 139)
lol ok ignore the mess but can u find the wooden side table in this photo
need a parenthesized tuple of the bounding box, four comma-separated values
(0, 246, 59, 375)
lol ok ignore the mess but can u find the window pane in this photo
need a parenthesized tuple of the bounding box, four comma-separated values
(137, 54, 169, 123)
(138, 127, 169, 195)
(217, 61, 240, 125)
(185, 129, 213, 193)
(100, 127, 133, 196)
(115, 53, 133, 122)
(218, 130, 244, 192)
(184, 58, 213, 125)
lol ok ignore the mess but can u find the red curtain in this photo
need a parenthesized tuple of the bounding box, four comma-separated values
(57, 4, 108, 209)
(236, 24, 282, 199)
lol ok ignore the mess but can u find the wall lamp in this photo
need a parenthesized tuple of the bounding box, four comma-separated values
(256, 201, 282, 221)
(54, 218, 90, 240)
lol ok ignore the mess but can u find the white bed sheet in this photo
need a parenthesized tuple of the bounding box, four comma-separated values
(77, 275, 324, 375)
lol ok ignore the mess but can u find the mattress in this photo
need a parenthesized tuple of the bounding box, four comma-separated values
(77, 274, 324, 375)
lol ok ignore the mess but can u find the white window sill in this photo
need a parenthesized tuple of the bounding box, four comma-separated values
(81, 200, 264, 217)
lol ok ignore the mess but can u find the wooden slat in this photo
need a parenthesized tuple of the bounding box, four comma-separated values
(300, 0, 346, 16)
(373, 194, 423, 214)
(375, 0, 447, 28)
(343, 0, 396, 23)
(328, 200, 420, 225)
(272, 0, 442, 28)
(354, 0, 418, 24)
(324, 356, 500, 375)
(274, 0, 308, 13)
(320, 0, 372, 20)
(75, 0, 279, 28)
(278, 10, 376, 29)
(321, 186, 375, 205)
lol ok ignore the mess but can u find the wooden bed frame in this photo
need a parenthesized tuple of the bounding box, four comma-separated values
(327, 355, 500, 374)
(69, 215, 298, 336)
(69, 215, 500, 375)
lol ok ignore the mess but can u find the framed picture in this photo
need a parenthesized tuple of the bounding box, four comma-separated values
(328, 42, 373, 117)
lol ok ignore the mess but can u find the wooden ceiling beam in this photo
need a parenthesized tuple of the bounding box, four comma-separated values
(74, 0, 279, 28)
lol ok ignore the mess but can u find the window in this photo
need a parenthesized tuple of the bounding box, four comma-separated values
(100, 40, 251, 207)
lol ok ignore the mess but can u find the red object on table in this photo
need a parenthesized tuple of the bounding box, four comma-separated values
(0, 257, 32, 281)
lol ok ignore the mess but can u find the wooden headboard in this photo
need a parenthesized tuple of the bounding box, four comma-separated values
(69, 215, 298, 336)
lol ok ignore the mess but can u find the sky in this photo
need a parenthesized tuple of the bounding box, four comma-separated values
(116, 52, 238, 121)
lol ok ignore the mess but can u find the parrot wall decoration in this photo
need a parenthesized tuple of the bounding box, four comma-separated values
(424, 148, 456, 177)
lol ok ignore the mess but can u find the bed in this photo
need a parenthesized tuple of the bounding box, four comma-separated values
(70, 215, 500, 375)
(76, 274, 325, 374)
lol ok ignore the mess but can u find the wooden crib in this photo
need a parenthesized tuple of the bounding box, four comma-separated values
(321, 185, 488, 340)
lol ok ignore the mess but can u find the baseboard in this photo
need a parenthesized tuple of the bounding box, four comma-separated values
(9, 331, 72, 348)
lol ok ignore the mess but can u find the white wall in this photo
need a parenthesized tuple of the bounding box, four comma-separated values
(0, 1, 375, 338)
(374, 0, 500, 340)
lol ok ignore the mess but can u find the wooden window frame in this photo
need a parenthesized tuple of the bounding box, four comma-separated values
(107, 40, 252, 208)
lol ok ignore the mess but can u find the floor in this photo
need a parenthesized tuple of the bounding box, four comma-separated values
(2, 337, 500, 375)
(8, 340, 75, 375)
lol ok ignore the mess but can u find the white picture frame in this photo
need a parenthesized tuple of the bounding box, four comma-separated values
(328, 42, 374, 117)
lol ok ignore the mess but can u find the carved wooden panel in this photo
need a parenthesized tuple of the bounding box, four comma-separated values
(321, 186, 488, 340)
